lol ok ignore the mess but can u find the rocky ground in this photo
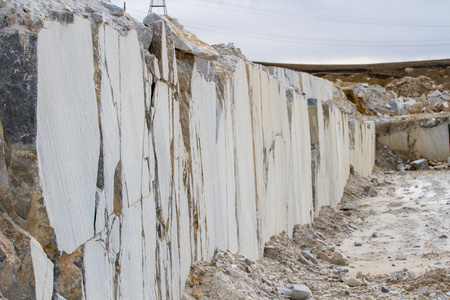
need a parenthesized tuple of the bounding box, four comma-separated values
(182, 159, 450, 299)
(259, 60, 450, 117)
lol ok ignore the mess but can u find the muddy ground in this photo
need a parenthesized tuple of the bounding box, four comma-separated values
(183, 163, 450, 299)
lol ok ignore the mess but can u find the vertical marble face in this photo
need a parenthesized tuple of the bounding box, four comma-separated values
(0, 13, 376, 299)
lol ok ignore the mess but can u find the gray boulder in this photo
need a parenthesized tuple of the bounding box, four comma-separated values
(289, 284, 312, 300)
(363, 186, 378, 197)
(138, 26, 154, 50)
(331, 251, 349, 266)
(100, 1, 124, 17)
(346, 278, 363, 287)
(411, 159, 429, 170)
(277, 286, 293, 296)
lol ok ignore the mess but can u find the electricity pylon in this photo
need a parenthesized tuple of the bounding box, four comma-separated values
(148, 0, 168, 15)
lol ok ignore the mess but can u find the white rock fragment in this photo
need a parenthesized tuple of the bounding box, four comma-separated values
(289, 284, 312, 300)
(31, 238, 54, 300)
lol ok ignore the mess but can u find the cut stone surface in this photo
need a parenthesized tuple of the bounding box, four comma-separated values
(0, 6, 378, 299)
(37, 17, 100, 253)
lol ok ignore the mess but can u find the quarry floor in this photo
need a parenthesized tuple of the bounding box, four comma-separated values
(340, 169, 450, 280)
(183, 168, 450, 300)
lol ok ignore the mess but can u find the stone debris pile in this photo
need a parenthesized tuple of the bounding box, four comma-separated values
(347, 82, 450, 117)
(183, 170, 450, 299)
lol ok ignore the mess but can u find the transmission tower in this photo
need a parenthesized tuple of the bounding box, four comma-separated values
(148, 0, 168, 15)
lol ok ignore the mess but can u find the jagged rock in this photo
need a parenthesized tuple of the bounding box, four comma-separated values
(400, 166, 406, 175)
(339, 271, 347, 282)
(0, 13, 6, 29)
(341, 203, 359, 210)
(264, 245, 278, 259)
(346, 278, 362, 287)
(331, 251, 349, 266)
(411, 159, 429, 170)
(0, 215, 53, 299)
(137, 26, 153, 50)
(337, 289, 351, 296)
(316, 251, 330, 261)
(53, 247, 84, 299)
(50, 10, 74, 23)
(84, 6, 97, 13)
(433, 102, 450, 113)
(423, 118, 437, 128)
(298, 253, 315, 266)
(363, 186, 378, 197)
(99, 1, 124, 17)
(289, 284, 312, 300)
(301, 250, 318, 265)
(144, 13, 218, 60)
(92, 12, 103, 23)
(0, 28, 38, 145)
(149, 20, 170, 81)
(277, 286, 293, 296)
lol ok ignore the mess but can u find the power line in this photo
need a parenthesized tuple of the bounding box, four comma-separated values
(180, 20, 450, 48)
(169, 0, 450, 27)
(125, 6, 450, 48)
(181, 20, 450, 45)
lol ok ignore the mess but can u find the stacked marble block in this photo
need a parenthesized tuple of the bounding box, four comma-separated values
(0, 17, 375, 299)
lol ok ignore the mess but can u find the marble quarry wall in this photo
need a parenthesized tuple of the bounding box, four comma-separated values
(377, 116, 450, 160)
(0, 11, 375, 300)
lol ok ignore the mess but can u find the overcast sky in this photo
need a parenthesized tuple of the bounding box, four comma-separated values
(111, 0, 450, 64)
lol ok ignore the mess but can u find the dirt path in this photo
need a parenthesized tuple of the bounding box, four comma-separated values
(340, 170, 450, 279)
(183, 169, 450, 299)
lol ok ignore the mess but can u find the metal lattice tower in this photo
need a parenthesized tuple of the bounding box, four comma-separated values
(148, 0, 168, 15)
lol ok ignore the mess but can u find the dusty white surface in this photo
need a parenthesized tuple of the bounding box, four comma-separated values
(340, 170, 450, 278)
(37, 17, 100, 254)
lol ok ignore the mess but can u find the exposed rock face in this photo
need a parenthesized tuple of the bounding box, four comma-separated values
(377, 115, 450, 160)
(0, 4, 376, 299)
(0, 215, 53, 300)
(144, 13, 218, 60)
(0, 28, 37, 145)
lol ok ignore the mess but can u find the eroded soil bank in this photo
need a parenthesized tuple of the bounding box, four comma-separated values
(183, 168, 450, 299)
